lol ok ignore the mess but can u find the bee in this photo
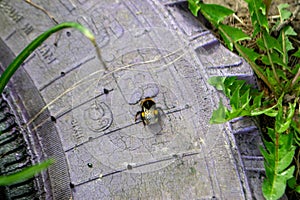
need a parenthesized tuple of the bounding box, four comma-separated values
(135, 97, 159, 126)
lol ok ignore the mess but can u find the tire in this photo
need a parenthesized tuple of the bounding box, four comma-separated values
(0, 1, 262, 199)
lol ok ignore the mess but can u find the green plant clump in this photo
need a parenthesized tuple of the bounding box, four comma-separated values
(0, 22, 96, 187)
(188, 0, 300, 199)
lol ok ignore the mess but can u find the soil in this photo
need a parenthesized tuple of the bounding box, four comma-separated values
(204, 0, 300, 49)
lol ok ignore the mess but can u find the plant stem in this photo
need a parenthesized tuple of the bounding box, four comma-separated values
(291, 67, 300, 88)
(219, 26, 274, 93)
(262, 34, 281, 87)
(281, 29, 287, 65)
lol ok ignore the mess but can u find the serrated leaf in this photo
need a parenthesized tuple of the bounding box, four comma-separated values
(260, 53, 290, 72)
(219, 30, 233, 50)
(261, 55, 270, 65)
(278, 26, 295, 57)
(278, 4, 292, 22)
(256, 38, 266, 51)
(198, 3, 234, 25)
(271, 53, 287, 70)
(240, 89, 251, 109)
(263, 31, 283, 54)
(207, 76, 226, 91)
(277, 121, 290, 134)
(247, 0, 269, 36)
(262, 165, 294, 200)
(291, 64, 300, 75)
(283, 26, 297, 36)
(292, 49, 300, 58)
(278, 146, 296, 172)
(210, 99, 228, 124)
(236, 44, 261, 62)
(287, 177, 296, 189)
(267, 127, 276, 142)
(253, 91, 263, 106)
(209, 76, 273, 123)
(278, 131, 293, 148)
(295, 186, 300, 193)
(261, 95, 295, 200)
(264, 162, 274, 183)
(219, 24, 250, 50)
(262, 110, 278, 117)
(263, 137, 275, 152)
(277, 69, 289, 81)
(277, 100, 297, 133)
(252, 98, 278, 116)
(265, 68, 278, 86)
(230, 84, 242, 110)
(223, 76, 242, 97)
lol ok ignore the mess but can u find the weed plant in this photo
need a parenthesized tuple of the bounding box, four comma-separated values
(188, 0, 300, 199)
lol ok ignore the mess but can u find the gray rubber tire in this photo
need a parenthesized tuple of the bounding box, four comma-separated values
(0, 1, 263, 199)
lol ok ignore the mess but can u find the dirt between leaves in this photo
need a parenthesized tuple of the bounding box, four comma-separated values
(204, 0, 300, 45)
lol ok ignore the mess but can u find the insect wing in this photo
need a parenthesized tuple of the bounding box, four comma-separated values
(148, 107, 165, 135)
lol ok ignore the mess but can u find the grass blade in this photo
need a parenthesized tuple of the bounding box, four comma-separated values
(0, 159, 54, 186)
(0, 22, 96, 94)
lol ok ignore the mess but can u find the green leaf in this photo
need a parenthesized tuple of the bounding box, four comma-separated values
(278, 3, 292, 22)
(264, 70, 276, 91)
(209, 76, 272, 123)
(295, 186, 300, 193)
(230, 84, 242, 110)
(278, 26, 296, 56)
(219, 30, 233, 50)
(292, 49, 300, 58)
(260, 151, 273, 175)
(273, 54, 286, 68)
(253, 91, 263, 107)
(220, 25, 251, 42)
(188, 0, 201, 16)
(277, 69, 289, 81)
(207, 76, 226, 91)
(256, 38, 266, 51)
(261, 100, 296, 200)
(287, 177, 296, 189)
(267, 127, 276, 141)
(263, 31, 283, 54)
(261, 53, 290, 73)
(251, 99, 277, 117)
(261, 55, 269, 65)
(247, 0, 269, 36)
(262, 165, 295, 200)
(283, 26, 297, 36)
(277, 100, 297, 133)
(219, 24, 251, 50)
(260, 140, 274, 160)
(278, 146, 295, 172)
(236, 44, 261, 62)
(261, 110, 278, 117)
(240, 89, 251, 109)
(0, 159, 54, 186)
(210, 99, 228, 124)
(197, 3, 234, 26)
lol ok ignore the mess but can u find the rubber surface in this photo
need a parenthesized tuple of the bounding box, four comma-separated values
(0, 0, 261, 199)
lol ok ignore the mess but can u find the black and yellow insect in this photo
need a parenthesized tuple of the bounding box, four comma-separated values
(135, 97, 159, 126)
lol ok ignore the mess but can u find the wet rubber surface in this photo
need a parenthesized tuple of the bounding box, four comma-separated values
(0, 0, 262, 199)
